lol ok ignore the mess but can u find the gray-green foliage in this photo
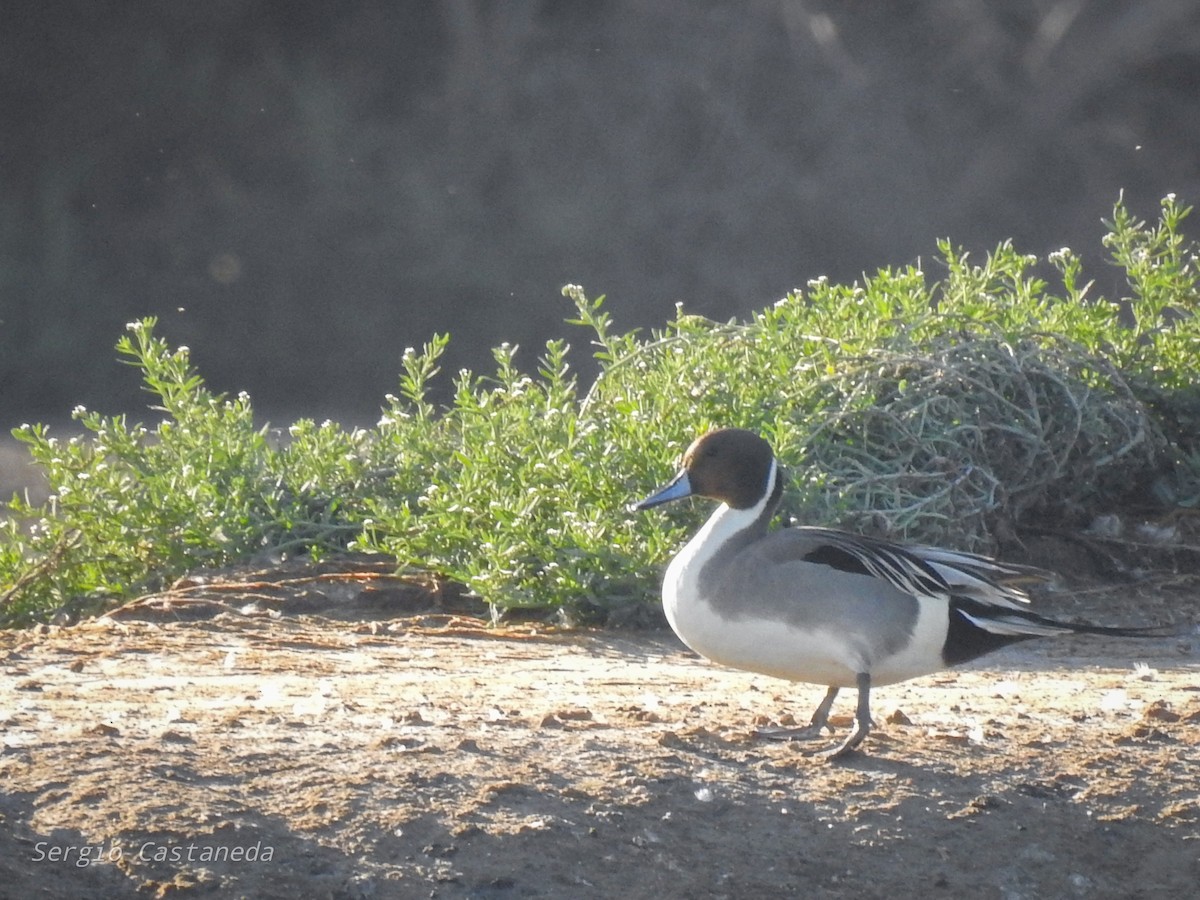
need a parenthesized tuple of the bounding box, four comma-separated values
(2, 196, 1197, 627)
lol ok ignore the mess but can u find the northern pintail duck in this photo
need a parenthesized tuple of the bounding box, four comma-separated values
(636, 428, 1164, 758)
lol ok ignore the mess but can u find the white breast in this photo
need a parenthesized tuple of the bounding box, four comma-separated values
(661, 484, 952, 688)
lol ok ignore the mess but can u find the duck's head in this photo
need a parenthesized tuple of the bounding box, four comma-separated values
(634, 428, 776, 512)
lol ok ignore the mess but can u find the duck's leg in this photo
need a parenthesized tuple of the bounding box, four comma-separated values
(755, 685, 839, 741)
(807, 685, 840, 731)
(818, 672, 873, 759)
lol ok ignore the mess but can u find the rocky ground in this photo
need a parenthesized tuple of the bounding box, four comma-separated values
(1, 555, 1198, 900)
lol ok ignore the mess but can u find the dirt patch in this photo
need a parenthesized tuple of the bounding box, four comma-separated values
(2, 564, 1199, 899)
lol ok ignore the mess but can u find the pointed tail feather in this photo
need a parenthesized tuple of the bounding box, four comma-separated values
(959, 607, 1176, 639)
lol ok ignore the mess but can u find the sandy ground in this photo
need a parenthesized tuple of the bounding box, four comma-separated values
(1, 559, 1198, 900)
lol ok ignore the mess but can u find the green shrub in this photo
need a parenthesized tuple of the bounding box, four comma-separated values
(0, 322, 372, 624)
(2, 195, 1197, 627)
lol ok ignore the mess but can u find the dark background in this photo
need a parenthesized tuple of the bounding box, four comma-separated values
(3, 0, 1198, 429)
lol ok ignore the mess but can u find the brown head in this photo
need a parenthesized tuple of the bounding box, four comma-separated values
(634, 428, 777, 511)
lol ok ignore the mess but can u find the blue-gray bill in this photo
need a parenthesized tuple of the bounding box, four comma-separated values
(631, 470, 692, 511)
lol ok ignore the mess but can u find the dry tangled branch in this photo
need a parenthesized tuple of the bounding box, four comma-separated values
(794, 334, 1167, 551)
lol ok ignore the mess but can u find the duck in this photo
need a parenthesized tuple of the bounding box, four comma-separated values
(634, 427, 1166, 758)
